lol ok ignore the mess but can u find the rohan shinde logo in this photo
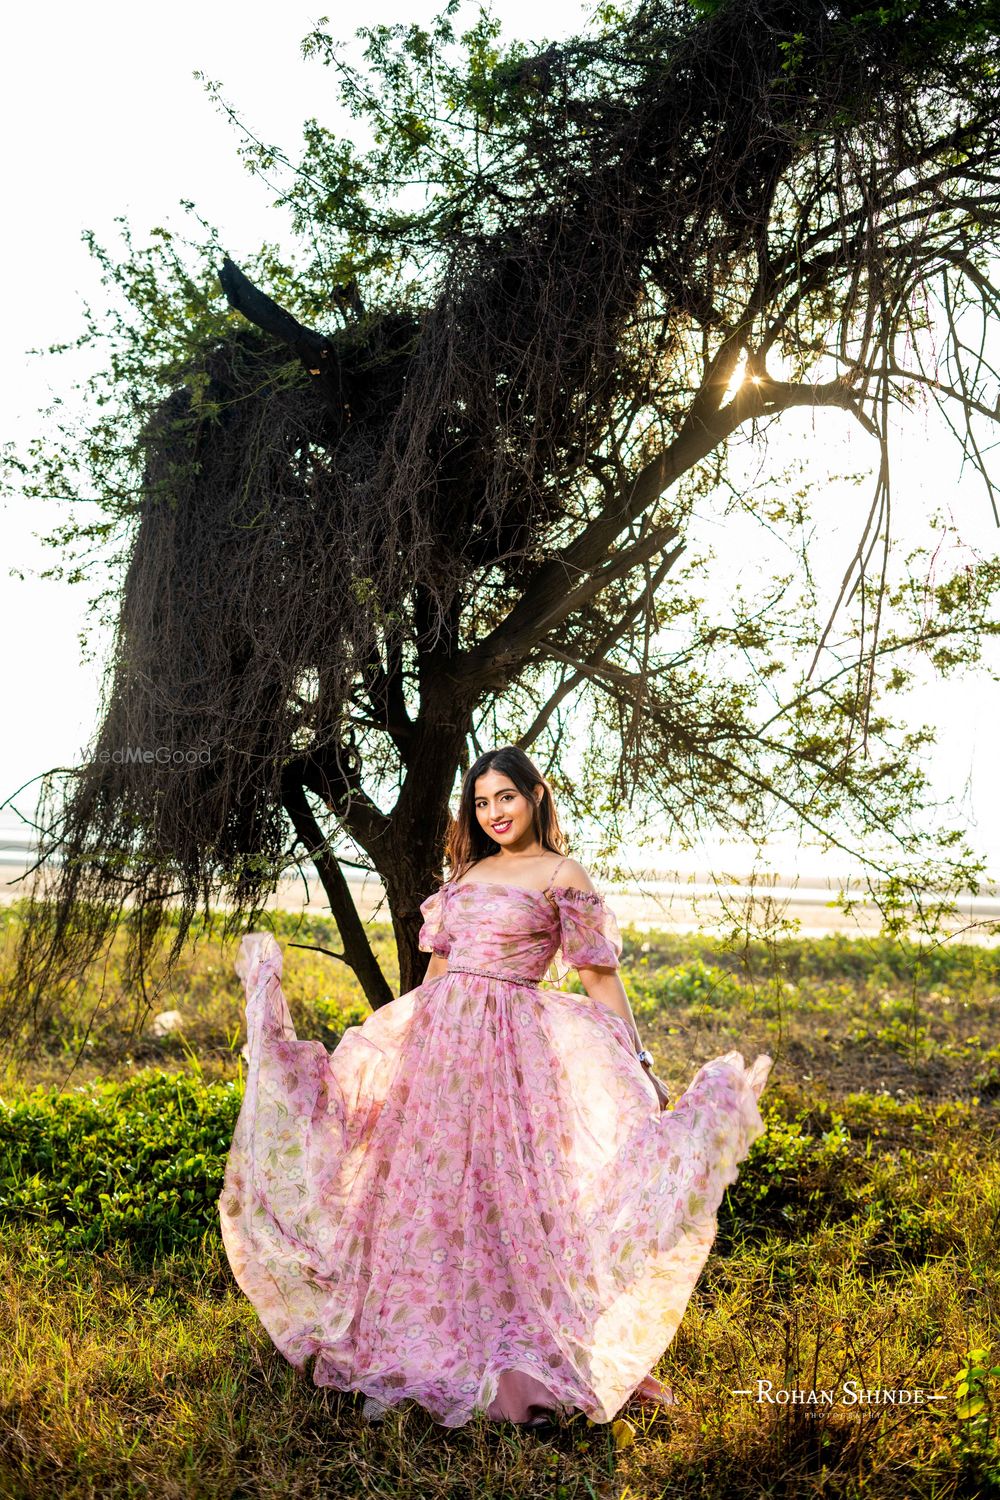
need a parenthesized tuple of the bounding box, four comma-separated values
(732, 1380, 946, 1407)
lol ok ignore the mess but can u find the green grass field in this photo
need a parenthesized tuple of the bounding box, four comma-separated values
(1, 903, 998, 1498)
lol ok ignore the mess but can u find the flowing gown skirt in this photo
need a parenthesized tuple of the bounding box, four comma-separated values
(219, 933, 771, 1427)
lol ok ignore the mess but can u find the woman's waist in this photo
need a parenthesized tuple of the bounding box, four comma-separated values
(443, 949, 553, 986)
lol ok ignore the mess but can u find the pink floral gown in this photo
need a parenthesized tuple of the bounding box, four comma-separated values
(219, 861, 772, 1428)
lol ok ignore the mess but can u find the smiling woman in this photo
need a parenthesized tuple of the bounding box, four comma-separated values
(219, 744, 772, 1430)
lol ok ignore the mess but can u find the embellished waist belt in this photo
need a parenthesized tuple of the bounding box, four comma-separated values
(445, 964, 544, 988)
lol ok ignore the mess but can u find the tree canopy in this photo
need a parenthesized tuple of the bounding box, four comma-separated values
(4, 0, 1000, 1053)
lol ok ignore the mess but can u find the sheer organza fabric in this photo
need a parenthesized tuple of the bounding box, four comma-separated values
(219, 878, 771, 1427)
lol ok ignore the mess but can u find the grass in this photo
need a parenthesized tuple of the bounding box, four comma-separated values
(0, 903, 998, 1497)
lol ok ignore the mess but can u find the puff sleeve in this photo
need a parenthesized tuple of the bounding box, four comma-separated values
(417, 885, 452, 957)
(553, 885, 622, 971)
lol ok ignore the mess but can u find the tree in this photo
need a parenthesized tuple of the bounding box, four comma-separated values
(4, 0, 1000, 1052)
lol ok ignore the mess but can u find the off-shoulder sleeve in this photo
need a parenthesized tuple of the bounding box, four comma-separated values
(417, 886, 451, 957)
(553, 885, 622, 970)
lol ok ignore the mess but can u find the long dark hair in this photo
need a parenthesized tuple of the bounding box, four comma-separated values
(444, 746, 566, 883)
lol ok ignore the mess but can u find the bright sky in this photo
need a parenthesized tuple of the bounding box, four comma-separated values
(2, 0, 998, 881)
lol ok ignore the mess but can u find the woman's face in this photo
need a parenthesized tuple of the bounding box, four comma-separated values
(473, 769, 543, 851)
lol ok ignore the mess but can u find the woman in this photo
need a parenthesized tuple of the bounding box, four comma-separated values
(219, 745, 772, 1430)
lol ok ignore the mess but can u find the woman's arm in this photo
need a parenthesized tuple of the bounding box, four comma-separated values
(423, 951, 449, 983)
(578, 966, 671, 1110)
(577, 966, 671, 1111)
(575, 965, 642, 1051)
(557, 857, 670, 1109)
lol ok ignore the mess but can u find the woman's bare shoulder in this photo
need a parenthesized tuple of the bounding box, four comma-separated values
(552, 856, 596, 893)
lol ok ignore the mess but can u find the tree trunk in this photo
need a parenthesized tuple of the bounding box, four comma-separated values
(379, 693, 473, 996)
(280, 688, 473, 1004)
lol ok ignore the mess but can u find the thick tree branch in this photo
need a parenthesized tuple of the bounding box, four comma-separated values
(459, 353, 878, 694)
(517, 543, 686, 749)
(288, 744, 390, 852)
(359, 638, 414, 758)
(219, 256, 332, 365)
(747, 371, 881, 436)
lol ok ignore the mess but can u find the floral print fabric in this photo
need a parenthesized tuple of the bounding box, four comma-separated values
(219, 880, 772, 1428)
(417, 879, 623, 978)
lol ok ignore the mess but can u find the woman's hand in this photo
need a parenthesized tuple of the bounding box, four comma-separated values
(645, 1068, 671, 1112)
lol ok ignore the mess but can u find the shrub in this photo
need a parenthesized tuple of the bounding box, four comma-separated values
(0, 1069, 240, 1265)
